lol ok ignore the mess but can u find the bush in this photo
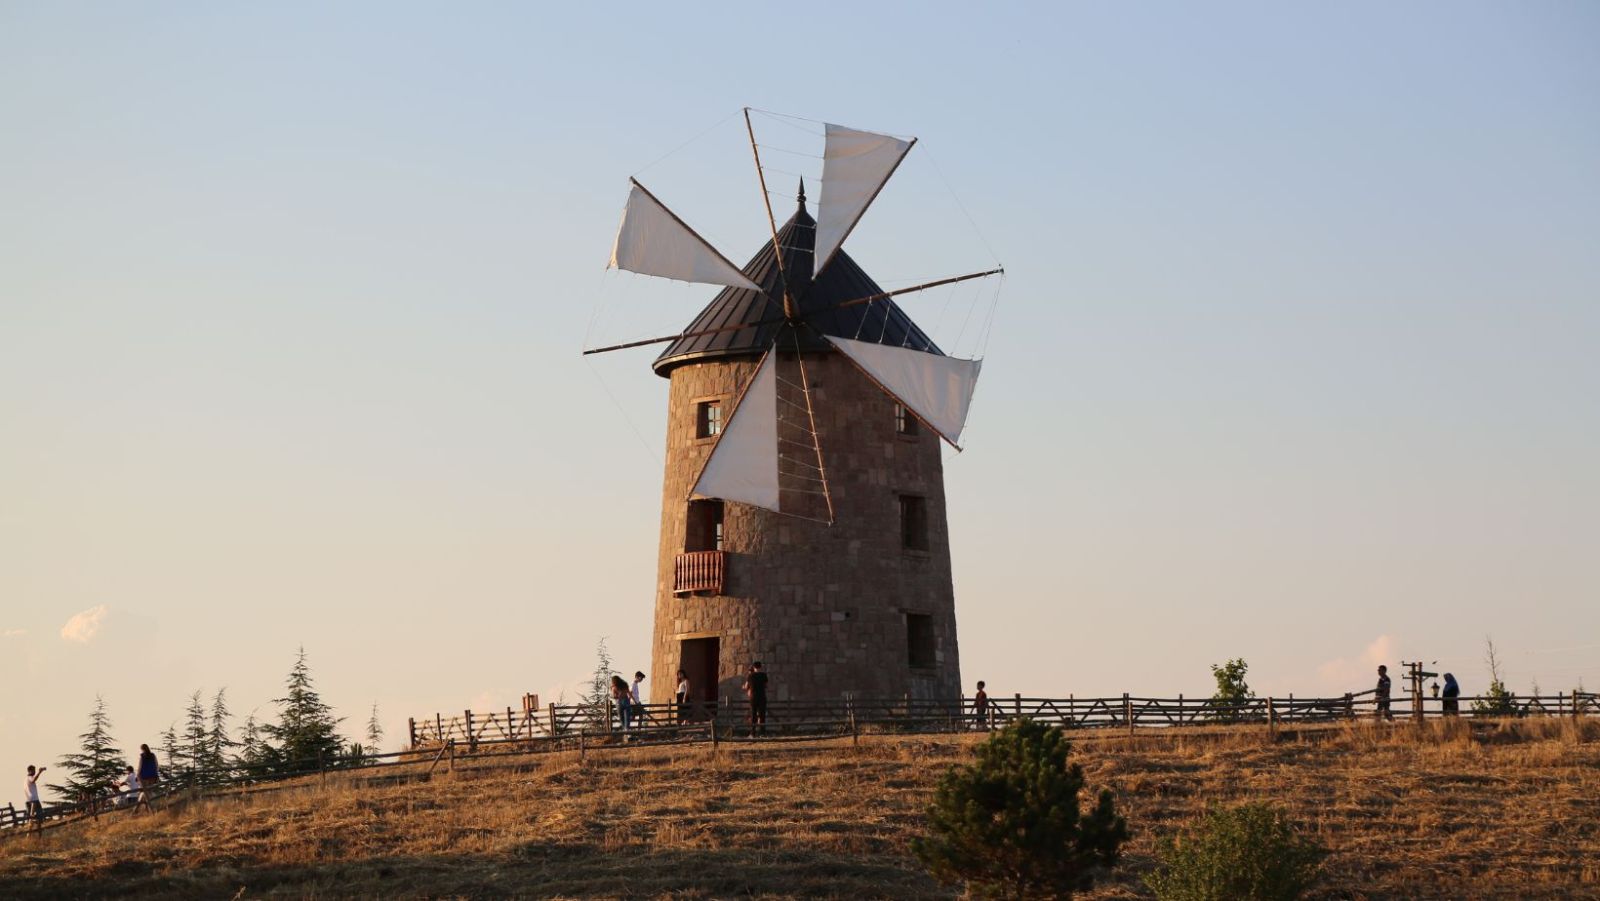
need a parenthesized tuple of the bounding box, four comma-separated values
(1145, 803, 1326, 901)
(912, 718, 1128, 899)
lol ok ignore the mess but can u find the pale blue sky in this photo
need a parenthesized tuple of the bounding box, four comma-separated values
(3, 2, 1597, 804)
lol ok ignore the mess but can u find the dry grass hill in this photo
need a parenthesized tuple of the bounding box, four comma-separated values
(3, 719, 1597, 899)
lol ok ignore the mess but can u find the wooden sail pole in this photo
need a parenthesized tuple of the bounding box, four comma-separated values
(582, 316, 786, 356)
(790, 325, 835, 524)
(744, 108, 795, 320)
(828, 267, 1004, 311)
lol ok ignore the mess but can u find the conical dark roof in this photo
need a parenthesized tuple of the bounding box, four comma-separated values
(653, 190, 940, 376)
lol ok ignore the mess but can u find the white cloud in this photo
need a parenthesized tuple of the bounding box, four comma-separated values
(1, 629, 25, 639)
(1317, 634, 1396, 691)
(60, 605, 110, 643)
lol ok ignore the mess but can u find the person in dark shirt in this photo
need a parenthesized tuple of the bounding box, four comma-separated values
(973, 681, 990, 731)
(1441, 672, 1461, 716)
(743, 662, 768, 735)
(1375, 665, 1394, 721)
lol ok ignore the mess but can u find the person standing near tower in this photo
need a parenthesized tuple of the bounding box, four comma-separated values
(1375, 665, 1394, 721)
(743, 662, 769, 735)
(23, 765, 44, 833)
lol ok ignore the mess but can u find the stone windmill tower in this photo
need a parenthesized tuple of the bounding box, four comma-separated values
(588, 111, 1001, 708)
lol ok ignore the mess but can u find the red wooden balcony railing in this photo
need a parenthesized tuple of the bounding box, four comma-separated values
(674, 550, 726, 595)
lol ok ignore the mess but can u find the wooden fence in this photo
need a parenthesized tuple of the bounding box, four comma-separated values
(409, 689, 1600, 748)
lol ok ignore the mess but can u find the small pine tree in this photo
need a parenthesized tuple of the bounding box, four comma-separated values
(1471, 637, 1519, 717)
(365, 703, 384, 757)
(913, 719, 1129, 898)
(205, 688, 236, 784)
(1209, 658, 1255, 721)
(262, 646, 344, 773)
(49, 696, 125, 802)
(160, 722, 182, 783)
(580, 637, 615, 728)
(182, 690, 209, 783)
(1145, 803, 1326, 901)
(235, 710, 276, 779)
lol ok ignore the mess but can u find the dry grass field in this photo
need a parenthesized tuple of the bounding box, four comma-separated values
(3, 718, 1597, 899)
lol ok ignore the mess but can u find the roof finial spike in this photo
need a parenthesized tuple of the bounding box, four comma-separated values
(797, 176, 806, 208)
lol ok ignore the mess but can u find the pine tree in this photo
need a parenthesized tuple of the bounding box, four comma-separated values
(205, 688, 236, 784)
(160, 722, 182, 783)
(262, 646, 344, 773)
(182, 690, 208, 783)
(49, 696, 125, 802)
(235, 710, 276, 779)
(913, 719, 1129, 898)
(580, 637, 615, 728)
(365, 703, 384, 756)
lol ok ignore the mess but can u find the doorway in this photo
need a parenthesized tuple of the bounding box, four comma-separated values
(679, 636, 720, 717)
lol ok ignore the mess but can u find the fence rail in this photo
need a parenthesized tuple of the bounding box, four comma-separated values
(408, 689, 1600, 748)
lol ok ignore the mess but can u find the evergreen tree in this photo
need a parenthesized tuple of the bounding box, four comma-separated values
(160, 722, 183, 783)
(365, 703, 384, 755)
(580, 637, 615, 728)
(262, 646, 344, 773)
(205, 688, 236, 784)
(49, 696, 125, 802)
(235, 709, 276, 779)
(182, 690, 208, 781)
(913, 719, 1129, 898)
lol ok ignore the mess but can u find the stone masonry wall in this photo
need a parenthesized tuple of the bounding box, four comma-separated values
(649, 351, 962, 706)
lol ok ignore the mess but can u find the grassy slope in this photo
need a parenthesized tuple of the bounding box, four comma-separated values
(3, 720, 1597, 899)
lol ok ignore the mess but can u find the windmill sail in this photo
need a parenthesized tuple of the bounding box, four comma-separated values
(814, 124, 915, 277)
(691, 351, 780, 511)
(609, 180, 762, 291)
(826, 336, 982, 447)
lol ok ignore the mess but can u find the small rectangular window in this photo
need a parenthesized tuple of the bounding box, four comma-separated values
(696, 400, 722, 439)
(686, 500, 724, 552)
(895, 403, 919, 436)
(906, 613, 935, 668)
(899, 495, 929, 551)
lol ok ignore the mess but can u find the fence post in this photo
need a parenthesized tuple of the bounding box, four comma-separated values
(1124, 693, 1133, 736)
(408, 718, 416, 748)
(1574, 689, 1582, 723)
(578, 730, 586, 762)
(548, 703, 557, 739)
(1344, 692, 1354, 720)
(436, 712, 443, 742)
(507, 706, 515, 742)
(465, 710, 476, 752)
(1013, 693, 1022, 721)
(1267, 697, 1277, 740)
(448, 740, 455, 773)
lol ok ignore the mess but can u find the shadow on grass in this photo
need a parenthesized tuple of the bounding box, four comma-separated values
(6, 841, 951, 899)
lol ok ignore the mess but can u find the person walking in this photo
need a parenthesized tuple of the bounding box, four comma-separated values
(1375, 665, 1394, 721)
(1442, 672, 1461, 716)
(972, 680, 990, 731)
(630, 671, 646, 729)
(742, 662, 769, 736)
(134, 743, 160, 812)
(23, 765, 44, 834)
(675, 669, 691, 724)
(610, 675, 634, 735)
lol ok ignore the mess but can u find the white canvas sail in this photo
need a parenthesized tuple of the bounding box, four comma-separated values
(827, 336, 981, 447)
(814, 125, 915, 277)
(690, 352, 780, 511)
(609, 180, 762, 291)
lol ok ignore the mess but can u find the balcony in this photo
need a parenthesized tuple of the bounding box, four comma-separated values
(674, 550, 726, 595)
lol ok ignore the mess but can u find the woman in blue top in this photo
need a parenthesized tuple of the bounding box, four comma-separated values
(1441, 673, 1461, 716)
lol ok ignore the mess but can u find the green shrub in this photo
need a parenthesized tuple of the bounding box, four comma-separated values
(1145, 803, 1326, 901)
(912, 718, 1128, 899)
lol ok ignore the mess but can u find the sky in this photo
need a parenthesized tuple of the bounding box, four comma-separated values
(3, 2, 1597, 805)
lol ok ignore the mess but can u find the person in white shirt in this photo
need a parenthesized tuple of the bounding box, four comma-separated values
(675, 670, 691, 723)
(630, 672, 646, 729)
(23, 765, 44, 833)
(119, 766, 140, 808)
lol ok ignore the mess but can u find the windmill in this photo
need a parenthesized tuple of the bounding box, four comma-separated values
(586, 109, 1002, 705)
